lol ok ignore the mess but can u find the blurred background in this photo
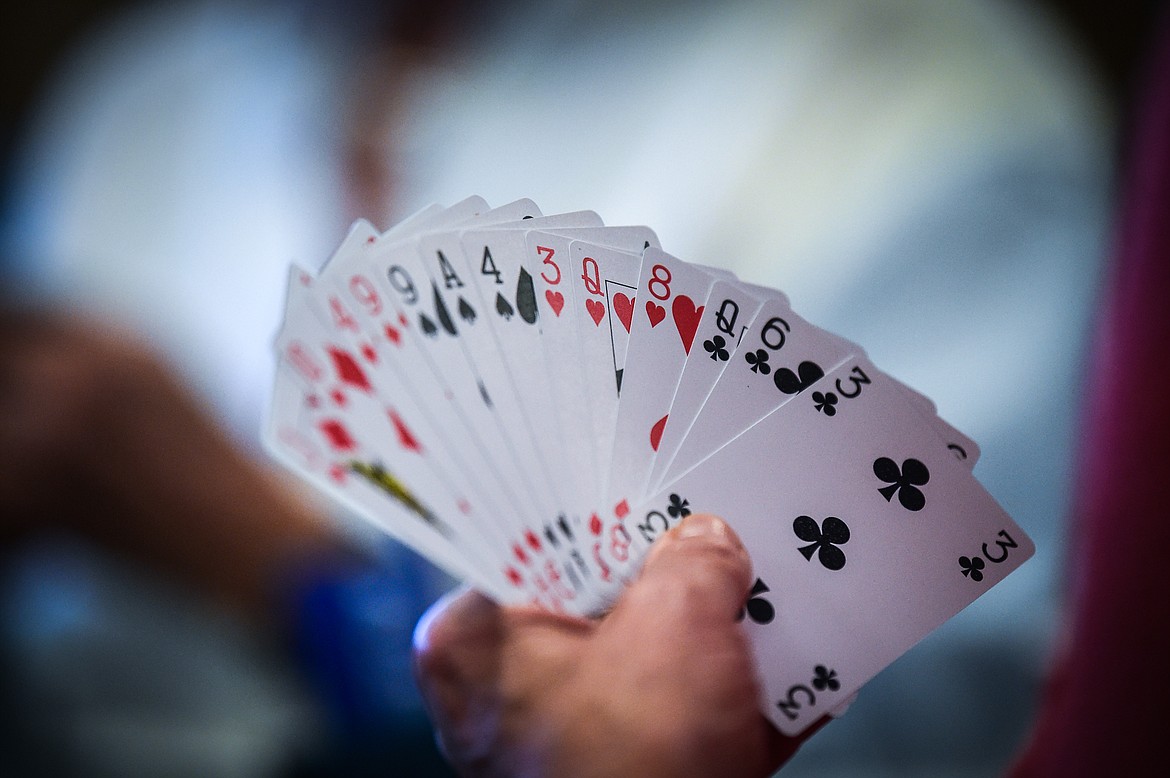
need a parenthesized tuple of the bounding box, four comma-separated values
(0, 0, 1159, 775)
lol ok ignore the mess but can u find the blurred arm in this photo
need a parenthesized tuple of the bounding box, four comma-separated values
(0, 307, 347, 617)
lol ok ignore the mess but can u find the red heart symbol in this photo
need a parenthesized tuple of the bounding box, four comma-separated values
(650, 414, 668, 451)
(646, 301, 666, 328)
(545, 289, 565, 316)
(614, 293, 635, 333)
(585, 298, 605, 326)
(383, 323, 402, 345)
(671, 296, 705, 354)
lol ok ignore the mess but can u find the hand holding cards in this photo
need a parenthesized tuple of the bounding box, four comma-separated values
(263, 196, 1033, 736)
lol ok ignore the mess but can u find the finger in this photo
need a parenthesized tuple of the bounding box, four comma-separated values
(413, 586, 504, 703)
(412, 587, 506, 768)
(614, 513, 752, 630)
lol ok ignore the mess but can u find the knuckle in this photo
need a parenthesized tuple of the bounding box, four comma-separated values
(412, 589, 501, 685)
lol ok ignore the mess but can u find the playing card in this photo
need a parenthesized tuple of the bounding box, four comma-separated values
(372, 204, 618, 611)
(306, 206, 598, 609)
(625, 357, 1032, 734)
(564, 240, 643, 499)
(428, 214, 630, 608)
(604, 247, 719, 519)
(522, 227, 663, 585)
(655, 296, 859, 488)
(268, 267, 518, 599)
(312, 205, 536, 534)
(643, 278, 772, 494)
(354, 205, 549, 527)
(267, 363, 480, 583)
(324, 206, 604, 611)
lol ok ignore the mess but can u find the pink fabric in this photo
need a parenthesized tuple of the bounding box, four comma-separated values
(1010, 15, 1170, 777)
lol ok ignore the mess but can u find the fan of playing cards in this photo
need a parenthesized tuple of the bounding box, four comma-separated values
(265, 195, 1033, 735)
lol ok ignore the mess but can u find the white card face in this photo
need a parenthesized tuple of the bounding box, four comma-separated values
(458, 226, 572, 506)
(774, 322, 981, 472)
(414, 218, 571, 522)
(267, 363, 478, 586)
(385, 219, 547, 528)
(566, 240, 643, 513)
(455, 226, 606, 513)
(294, 263, 591, 606)
(316, 215, 600, 612)
(604, 248, 718, 513)
(515, 228, 658, 584)
(317, 217, 632, 610)
(269, 268, 510, 594)
(278, 219, 382, 341)
(657, 297, 859, 486)
(644, 279, 770, 494)
(446, 220, 624, 608)
(519, 228, 663, 587)
(315, 226, 536, 534)
(449, 209, 631, 610)
(311, 209, 529, 528)
(627, 357, 1033, 735)
(578, 241, 644, 387)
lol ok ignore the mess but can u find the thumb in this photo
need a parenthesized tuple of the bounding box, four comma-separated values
(612, 513, 753, 632)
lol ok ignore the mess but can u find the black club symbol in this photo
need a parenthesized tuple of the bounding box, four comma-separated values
(812, 665, 840, 692)
(813, 391, 838, 416)
(959, 555, 985, 581)
(736, 578, 775, 625)
(794, 515, 850, 571)
(667, 493, 691, 519)
(703, 335, 730, 362)
(873, 457, 930, 511)
(745, 348, 771, 374)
